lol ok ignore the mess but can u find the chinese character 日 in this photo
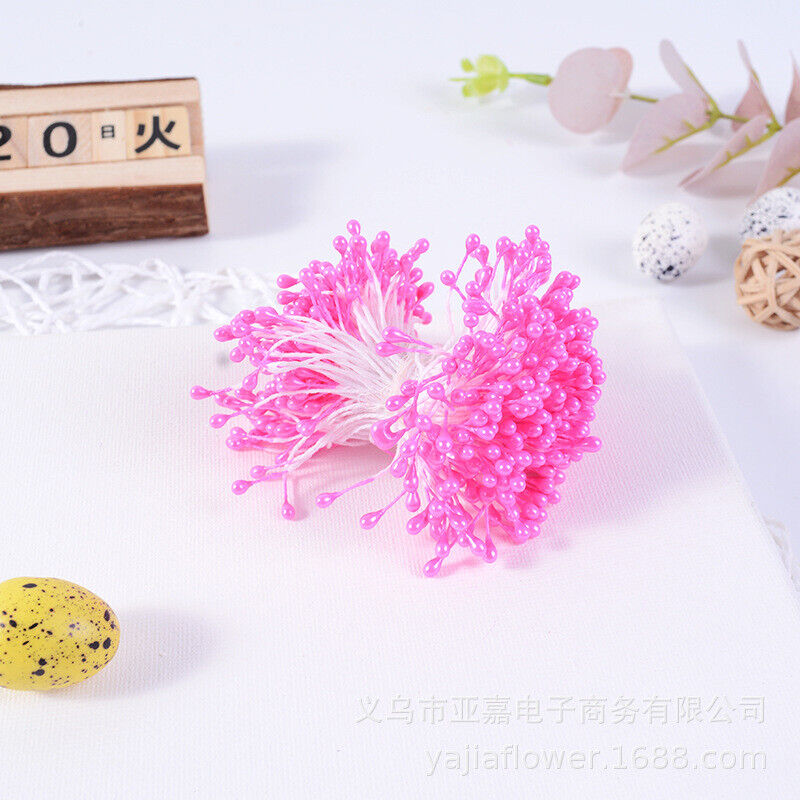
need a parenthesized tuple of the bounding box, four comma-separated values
(101, 124, 116, 139)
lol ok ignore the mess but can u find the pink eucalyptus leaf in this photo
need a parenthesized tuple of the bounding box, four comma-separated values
(659, 39, 707, 99)
(681, 115, 770, 186)
(547, 47, 633, 134)
(609, 47, 633, 82)
(622, 93, 709, 171)
(785, 56, 800, 123)
(754, 118, 800, 196)
(733, 41, 775, 131)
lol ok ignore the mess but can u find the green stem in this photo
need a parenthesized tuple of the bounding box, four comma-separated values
(508, 72, 552, 86)
(711, 124, 781, 171)
(650, 113, 783, 163)
(628, 93, 658, 103)
(653, 119, 715, 154)
(718, 111, 751, 124)
(778, 166, 800, 188)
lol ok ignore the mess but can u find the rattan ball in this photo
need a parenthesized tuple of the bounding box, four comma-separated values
(735, 230, 800, 330)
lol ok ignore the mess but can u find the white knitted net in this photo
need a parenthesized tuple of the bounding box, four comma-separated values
(0, 251, 273, 334)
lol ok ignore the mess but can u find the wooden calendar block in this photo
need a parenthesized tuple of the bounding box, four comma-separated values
(126, 105, 191, 160)
(27, 113, 93, 167)
(0, 79, 208, 251)
(0, 116, 29, 169)
(91, 110, 127, 162)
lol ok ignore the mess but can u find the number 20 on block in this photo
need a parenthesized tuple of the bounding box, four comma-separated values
(0, 106, 192, 168)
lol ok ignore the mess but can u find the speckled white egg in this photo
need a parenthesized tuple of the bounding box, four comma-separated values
(740, 187, 800, 242)
(632, 202, 708, 282)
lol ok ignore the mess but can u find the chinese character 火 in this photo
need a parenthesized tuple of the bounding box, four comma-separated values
(135, 115, 181, 153)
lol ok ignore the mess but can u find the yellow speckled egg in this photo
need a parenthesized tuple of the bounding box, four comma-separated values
(0, 578, 120, 691)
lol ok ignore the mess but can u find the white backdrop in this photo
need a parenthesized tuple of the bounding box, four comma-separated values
(2, 0, 798, 545)
(2, 299, 799, 798)
(2, 2, 800, 796)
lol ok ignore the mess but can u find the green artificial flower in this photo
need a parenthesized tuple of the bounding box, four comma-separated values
(453, 55, 510, 97)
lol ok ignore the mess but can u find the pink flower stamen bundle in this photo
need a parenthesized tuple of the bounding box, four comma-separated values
(193, 221, 605, 576)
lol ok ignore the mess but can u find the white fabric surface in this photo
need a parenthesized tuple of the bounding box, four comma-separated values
(5, 0, 800, 559)
(2, 249, 797, 590)
(0, 297, 798, 798)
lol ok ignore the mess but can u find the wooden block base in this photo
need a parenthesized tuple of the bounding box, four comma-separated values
(0, 79, 208, 250)
(0, 184, 208, 251)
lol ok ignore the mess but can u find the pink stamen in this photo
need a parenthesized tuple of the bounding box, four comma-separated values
(194, 222, 603, 577)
